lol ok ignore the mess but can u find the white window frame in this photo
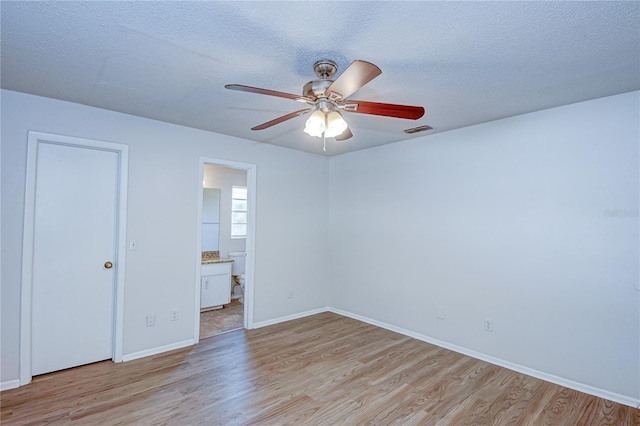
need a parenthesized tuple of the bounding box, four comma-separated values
(231, 185, 247, 239)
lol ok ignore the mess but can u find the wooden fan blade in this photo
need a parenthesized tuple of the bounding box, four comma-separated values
(334, 128, 353, 141)
(343, 100, 425, 120)
(225, 84, 308, 102)
(251, 109, 311, 131)
(324, 60, 382, 100)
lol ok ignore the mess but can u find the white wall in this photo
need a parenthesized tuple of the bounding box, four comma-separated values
(2, 88, 638, 404)
(1, 89, 330, 384)
(329, 92, 639, 401)
(203, 165, 247, 258)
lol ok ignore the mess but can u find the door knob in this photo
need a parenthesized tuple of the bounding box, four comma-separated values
(104, 261, 113, 269)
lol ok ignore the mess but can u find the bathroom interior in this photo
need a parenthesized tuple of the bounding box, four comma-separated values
(200, 164, 247, 339)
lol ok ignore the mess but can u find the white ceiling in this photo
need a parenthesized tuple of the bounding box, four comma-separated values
(1, 1, 639, 156)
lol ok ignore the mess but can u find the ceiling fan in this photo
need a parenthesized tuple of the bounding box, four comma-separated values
(225, 59, 425, 151)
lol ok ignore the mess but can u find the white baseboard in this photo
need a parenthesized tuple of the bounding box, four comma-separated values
(122, 339, 194, 362)
(1, 379, 20, 391)
(328, 307, 640, 409)
(252, 307, 329, 329)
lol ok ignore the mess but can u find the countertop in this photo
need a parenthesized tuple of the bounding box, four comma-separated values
(202, 258, 234, 265)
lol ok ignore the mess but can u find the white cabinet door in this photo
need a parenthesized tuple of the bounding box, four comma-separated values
(201, 274, 231, 308)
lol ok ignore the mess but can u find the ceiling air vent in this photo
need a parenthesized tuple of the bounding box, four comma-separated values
(404, 125, 433, 134)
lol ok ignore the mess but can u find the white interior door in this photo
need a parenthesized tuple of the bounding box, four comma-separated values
(31, 142, 119, 376)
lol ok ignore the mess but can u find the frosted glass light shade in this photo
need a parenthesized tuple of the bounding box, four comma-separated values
(325, 110, 348, 138)
(304, 110, 325, 137)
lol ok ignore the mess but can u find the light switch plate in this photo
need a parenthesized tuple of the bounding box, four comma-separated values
(146, 314, 155, 327)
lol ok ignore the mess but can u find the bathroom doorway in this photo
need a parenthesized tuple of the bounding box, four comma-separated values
(200, 300, 244, 338)
(195, 158, 256, 341)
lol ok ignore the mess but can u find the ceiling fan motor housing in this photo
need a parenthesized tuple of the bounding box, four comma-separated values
(302, 60, 340, 101)
(302, 79, 333, 101)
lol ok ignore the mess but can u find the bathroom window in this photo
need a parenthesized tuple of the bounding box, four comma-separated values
(231, 185, 247, 238)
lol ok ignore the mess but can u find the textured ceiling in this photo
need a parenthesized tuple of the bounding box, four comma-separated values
(1, 1, 639, 156)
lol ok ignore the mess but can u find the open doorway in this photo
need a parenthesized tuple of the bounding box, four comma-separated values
(195, 158, 256, 341)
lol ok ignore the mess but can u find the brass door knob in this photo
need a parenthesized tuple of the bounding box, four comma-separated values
(104, 261, 113, 269)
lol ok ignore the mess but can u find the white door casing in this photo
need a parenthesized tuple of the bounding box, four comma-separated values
(21, 132, 128, 384)
(195, 157, 256, 340)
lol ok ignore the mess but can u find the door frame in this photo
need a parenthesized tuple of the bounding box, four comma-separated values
(20, 131, 129, 385)
(195, 157, 256, 339)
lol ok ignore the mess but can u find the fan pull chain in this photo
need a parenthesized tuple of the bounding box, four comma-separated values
(323, 134, 327, 152)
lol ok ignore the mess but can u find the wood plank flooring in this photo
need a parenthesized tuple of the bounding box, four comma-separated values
(2, 312, 638, 425)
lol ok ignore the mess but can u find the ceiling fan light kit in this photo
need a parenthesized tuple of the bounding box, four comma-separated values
(303, 97, 349, 139)
(303, 109, 326, 138)
(225, 59, 425, 152)
(325, 110, 348, 138)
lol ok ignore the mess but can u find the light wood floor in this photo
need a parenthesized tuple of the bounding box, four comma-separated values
(2, 312, 638, 425)
(200, 299, 244, 339)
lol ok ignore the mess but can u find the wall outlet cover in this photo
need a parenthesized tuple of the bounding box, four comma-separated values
(484, 318, 494, 332)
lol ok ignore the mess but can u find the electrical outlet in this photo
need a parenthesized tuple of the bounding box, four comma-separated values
(146, 314, 156, 327)
(437, 306, 446, 320)
(287, 289, 293, 299)
(484, 318, 494, 332)
(170, 309, 179, 321)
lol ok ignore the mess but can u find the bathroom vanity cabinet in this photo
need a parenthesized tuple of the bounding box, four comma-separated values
(201, 262, 232, 310)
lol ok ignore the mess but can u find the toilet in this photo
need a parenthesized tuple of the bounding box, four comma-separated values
(229, 251, 246, 303)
